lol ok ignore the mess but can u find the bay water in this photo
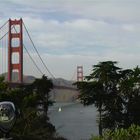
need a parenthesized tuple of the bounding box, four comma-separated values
(49, 102, 98, 140)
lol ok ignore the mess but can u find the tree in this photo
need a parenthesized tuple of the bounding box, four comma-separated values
(0, 75, 66, 140)
(32, 75, 54, 115)
(119, 67, 140, 128)
(77, 81, 104, 136)
(77, 61, 140, 135)
(76, 61, 123, 135)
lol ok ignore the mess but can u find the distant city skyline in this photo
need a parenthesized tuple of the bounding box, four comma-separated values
(0, 0, 140, 80)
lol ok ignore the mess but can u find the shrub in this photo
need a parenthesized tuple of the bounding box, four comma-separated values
(91, 124, 140, 140)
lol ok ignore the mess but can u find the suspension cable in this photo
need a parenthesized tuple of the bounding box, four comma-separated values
(13, 26, 44, 75)
(0, 25, 15, 42)
(0, 20, 8, 31)
(24, 46, 44, 75)
(0, 31, 9, 41)
(0, 20, 44, 76)
(23, 21, 55, 79)
(70, 69, 77, 81)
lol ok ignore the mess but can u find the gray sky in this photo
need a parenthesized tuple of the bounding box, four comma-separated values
(0, 0, 140, 80)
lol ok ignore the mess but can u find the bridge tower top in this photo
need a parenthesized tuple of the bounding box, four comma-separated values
(8, 18, 23, 83)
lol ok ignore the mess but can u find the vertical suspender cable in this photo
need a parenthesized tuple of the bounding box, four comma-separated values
(0, 21, 9, 76)
(3, 27, 5, 74)
(6, 34, 7, 74)
(0, 36, 1, 74)
(0, 21, 8, 75)
(1, 30, 3, 74)
(3, 26, 5, 75)
(5, 33, 6, 74)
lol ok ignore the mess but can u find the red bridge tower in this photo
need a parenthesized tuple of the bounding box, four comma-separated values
(8, 19, 23, 83)
(77, 66, 83, 82)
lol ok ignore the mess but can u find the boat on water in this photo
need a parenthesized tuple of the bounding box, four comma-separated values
(58, 107, 62, 112)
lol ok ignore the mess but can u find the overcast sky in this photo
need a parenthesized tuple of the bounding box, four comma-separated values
(0, 0, 140, 80)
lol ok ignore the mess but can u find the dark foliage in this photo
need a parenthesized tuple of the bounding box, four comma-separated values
(0, 75, 66, 140)
(76, 61, 140, 135)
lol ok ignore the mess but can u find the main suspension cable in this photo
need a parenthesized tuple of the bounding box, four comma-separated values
(0, 20, 8, 31)
(23, 46, 44, 75)
(0, 31, 9, 41)
(23, 22, 55, 79)
(0, 25, 15, 42)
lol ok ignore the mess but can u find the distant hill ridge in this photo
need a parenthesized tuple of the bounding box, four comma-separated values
(1, 73, 76, 88)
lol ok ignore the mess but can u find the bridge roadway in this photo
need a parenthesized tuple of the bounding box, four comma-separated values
(8, 82, 77, 91)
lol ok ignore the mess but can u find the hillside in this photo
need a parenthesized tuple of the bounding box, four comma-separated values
(1, 72, 76, 89)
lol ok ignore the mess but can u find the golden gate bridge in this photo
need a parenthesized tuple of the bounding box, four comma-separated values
(0, 18, 83, 88)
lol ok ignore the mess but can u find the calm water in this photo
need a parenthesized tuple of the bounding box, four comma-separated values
(49, 103, 98, 140)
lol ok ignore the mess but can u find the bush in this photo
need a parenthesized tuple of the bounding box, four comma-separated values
(91, 124, 140, 140)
